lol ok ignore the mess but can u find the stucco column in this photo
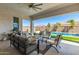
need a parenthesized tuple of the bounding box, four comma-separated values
(30, 19, 34, 34)
(19, 16, 22, 31)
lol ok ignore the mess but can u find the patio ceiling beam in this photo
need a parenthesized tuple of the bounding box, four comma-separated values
(30, 4, 79, 20)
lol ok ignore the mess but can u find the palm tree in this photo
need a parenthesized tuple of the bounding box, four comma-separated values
(62, 19, 75, 32)
(67, 19, 75, 29)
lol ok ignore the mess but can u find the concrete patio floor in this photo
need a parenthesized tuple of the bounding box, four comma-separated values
(0, 40, 20, 55)
(0, 40, 79, 55)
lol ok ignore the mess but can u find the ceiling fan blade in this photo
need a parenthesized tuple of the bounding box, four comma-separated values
(28, 3, 42, 11)
(32, 8, 38, 11)
(34, 6, 42, 10)
(34, 3, 43, 6)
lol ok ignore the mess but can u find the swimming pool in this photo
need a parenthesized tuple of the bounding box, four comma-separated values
(51, 32, 79, 37)
(50, 32, 79, 42)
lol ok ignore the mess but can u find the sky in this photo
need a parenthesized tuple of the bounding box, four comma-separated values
(23, 19, 30, 26)
(23, 12, 79, 26)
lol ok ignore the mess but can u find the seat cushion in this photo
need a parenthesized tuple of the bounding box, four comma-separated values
(28, 36, 36, 44)
(47, 40, 56, 45)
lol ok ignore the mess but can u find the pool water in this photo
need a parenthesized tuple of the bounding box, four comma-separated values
(51, 32, 79, 37)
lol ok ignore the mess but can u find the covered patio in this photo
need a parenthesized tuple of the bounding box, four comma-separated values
(0, 3, 79, 55)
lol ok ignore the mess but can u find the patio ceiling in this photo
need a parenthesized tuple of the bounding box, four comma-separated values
(0, 3, 79, 20)
(0, 3, 62, 17)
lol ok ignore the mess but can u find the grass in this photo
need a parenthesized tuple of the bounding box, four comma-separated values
(50, 34, 79, 43)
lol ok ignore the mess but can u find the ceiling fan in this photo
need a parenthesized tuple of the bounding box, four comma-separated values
(28, 3, 43, 11)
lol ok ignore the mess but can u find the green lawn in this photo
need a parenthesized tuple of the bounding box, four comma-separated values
(50, 34, 79, 43)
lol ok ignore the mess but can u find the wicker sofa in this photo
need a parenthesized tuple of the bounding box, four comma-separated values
(8, 33, 37, 55)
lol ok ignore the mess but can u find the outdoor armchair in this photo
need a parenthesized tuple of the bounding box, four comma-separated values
(46, 35, 62, 53)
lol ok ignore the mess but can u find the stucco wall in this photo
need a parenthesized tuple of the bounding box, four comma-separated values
(0, 16, 13, 34)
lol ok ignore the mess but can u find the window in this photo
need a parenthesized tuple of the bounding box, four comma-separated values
(22, 19, 30, 32)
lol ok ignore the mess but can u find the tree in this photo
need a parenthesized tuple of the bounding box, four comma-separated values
(67, 19, 75, 29)
(46, 23, 51, 31)
(63, 19, 75, 32)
